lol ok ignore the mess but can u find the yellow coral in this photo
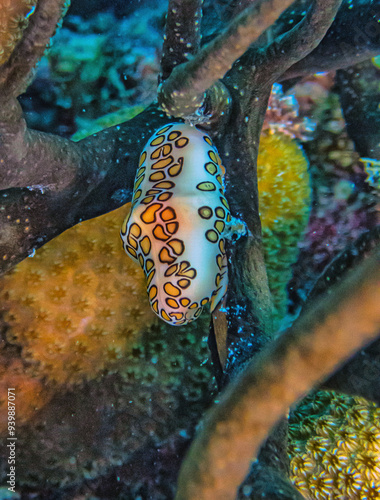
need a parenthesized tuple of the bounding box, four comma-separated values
(0, 203, 156, 385)
(360, 157, 380, 190)
(257, 132, 311, 327)
(258, 132, 311, 229)
(0, 0, 37, 65)
(289, 391, 380, 499)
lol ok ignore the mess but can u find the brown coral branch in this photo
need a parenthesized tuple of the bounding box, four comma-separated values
(280, 0, 380, 80)
(0, 121, 83, 191)
(157, 0, 295, 118)
(0, 105, 169, 275)
(251, 0, 343, 86)
(175, 244, 380, 500)
(160, 0, 203, 82)
(0, 0, 69, 99)
(211, 0, 342, 383)
(0, 0, 75, 193)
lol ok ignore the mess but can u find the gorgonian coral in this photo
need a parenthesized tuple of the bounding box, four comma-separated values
(1, 0, 379, 498)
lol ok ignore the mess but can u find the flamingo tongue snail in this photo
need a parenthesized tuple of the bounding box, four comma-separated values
(121, 123, 231, 325)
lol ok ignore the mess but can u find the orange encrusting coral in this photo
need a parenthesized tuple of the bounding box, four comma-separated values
(0, 0, 37, 65)
(289, 391, 380, 500)
(0, 358, 53, 434)
(0, 203, 156, 386)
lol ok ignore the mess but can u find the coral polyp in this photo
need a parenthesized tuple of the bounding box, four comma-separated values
(289, 391, 380, 500)
(0, 358, 53, 433)
(257, 131, 311, 327)
(360, 158, 380, 190)
(0, 0, 37, 65)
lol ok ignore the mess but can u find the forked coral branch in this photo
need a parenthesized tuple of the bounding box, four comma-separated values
(0, 0, 372, 277)
(157, 0, 296, 117)
(0, 0, 83, 192)
(254, 0, 344, 85)
(281, 0, 380, 80)
(158, 0, 342, 117)
(0, 0, 379, 497)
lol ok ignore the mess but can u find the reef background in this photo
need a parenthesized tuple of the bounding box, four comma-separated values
(0, 0, 379, 499)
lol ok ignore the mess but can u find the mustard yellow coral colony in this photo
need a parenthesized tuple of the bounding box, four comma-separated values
(0, 204, 156, 387)
(289, 391, 380, 499)
(257, 132, 311, 327)
(0, 0, 38, 65)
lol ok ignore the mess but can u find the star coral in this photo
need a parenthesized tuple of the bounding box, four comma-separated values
(257, 131, 311, 328)
(0, 202, 217, 490)
(0, 0, 37, 65)
(361, 158, 380, 190)
(0, 203, 156, 385)
(289, 391, 380, 500)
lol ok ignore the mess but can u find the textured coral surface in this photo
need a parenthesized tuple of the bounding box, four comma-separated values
(0, 358, 53, 430)
(20, 8, 164, 136)
(257, 131, 311, 327)
(289, 391, 380, 500)
(289, 89, 378, 313)
(0, 203, 156, 386)
(258, 132, 311, 234)
(0, 317, 215, 491)
(0, 0, 37, 65)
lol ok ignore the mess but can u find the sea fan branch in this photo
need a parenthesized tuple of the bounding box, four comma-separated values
(248, 0, 343, 87)
(281, 0, 380, 80)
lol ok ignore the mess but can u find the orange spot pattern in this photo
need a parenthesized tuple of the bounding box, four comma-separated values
(121, 123, 230, 325)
